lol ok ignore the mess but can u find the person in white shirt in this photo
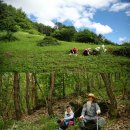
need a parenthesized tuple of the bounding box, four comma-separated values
(57, 105, 74, 130)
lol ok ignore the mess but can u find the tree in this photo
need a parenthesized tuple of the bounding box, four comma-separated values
(55, 22, 65, 29)
(15, 8, 32, 30)
(104, 39, 115, 45)
(0, 1, 33, 35)
(13, 72, 22, 120)
(52, 27, 76, 41)
(47, 72, 55, 117)
(35, 23, 54, 36)
(26, 73, 32, 115)
(100, 73, 118, 118)
(62, 74, 65, 98)
(122, 41, 130, 46)
(0, 1, 33, 41)
(31, 73, 38, 111)
(74, 29, 97, 43)
(0, 2, 17, 32)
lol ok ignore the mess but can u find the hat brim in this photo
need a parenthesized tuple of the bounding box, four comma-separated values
(87, 95, 96, 98)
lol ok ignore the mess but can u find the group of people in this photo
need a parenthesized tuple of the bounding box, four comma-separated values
(69, 45, 107, 56)
(57, 93, 105, 130)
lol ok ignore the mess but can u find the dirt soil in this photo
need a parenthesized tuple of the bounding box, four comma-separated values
(22, 95, 130, 130)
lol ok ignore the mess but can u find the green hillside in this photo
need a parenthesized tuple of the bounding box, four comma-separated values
(0, 31, 129, 73)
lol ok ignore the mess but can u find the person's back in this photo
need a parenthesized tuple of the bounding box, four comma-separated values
(70, 48, 78, 54)
(83, 48, 91, 56)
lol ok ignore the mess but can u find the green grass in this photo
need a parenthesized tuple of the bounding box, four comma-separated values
(5, 115, 81, 130)
(0, 31, 130, 73)
(3, 116, 58, 130)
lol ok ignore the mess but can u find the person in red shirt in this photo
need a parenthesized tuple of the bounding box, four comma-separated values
(70, 48, 78, 54)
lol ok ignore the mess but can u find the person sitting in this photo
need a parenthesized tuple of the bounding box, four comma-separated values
(70, 48, 78, 55)
(57, 105, 74, 130)
(83, 48, 91, 56)
(79, 93, 105, 130)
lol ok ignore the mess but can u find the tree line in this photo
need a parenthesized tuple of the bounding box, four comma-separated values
(0, 0, 115, 45)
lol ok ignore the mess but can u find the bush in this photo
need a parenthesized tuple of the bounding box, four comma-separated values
(121, 42, 130, 47)
(38, 36, 60, 46)
(27, 29, 40, 35)
(0, 32, 17, 42)
(112, 47, 130, 58)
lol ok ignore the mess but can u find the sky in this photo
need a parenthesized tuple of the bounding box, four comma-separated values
(3, 0, 130, 44)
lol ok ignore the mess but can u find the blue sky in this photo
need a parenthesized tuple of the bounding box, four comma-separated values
(94, 9, 130, 43)
(4, 0, 130, 44)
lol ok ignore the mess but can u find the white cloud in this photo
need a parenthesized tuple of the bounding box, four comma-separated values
(74, 18, 92, 28)
(119, 37, 127, 43)
(74, 20, 113, 34)
(109, 2, 130, 12)
(3, 0, 116, 34)
(92, 23, 113, 34)
(67, 0, 117, 9)
(126, 10, 130, 16)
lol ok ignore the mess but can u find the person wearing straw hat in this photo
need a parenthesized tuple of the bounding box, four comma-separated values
(79, 93, 103, 130)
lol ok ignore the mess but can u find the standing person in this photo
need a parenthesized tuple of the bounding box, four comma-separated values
(57, 105, 74, 130)
(79, 93, 103, 130)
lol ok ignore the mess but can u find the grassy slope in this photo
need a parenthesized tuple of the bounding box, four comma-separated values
(0, 31, 130, 73)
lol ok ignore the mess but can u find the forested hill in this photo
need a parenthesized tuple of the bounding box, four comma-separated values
(0, 0, 116, 45)
(0, 1, 34, 31)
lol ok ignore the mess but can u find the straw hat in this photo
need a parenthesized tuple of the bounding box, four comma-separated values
(87, 93, 96, 98)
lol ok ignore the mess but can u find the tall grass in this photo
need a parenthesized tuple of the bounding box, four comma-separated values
(5, 116, 58, 130)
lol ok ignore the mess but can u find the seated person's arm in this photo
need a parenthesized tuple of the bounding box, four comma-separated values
(80, 104, 87, 118)
(95, 103, 101, 114)
(64, 112, 74, 120)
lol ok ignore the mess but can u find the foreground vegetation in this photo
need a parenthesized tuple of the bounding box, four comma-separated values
(0, 71, 130, 130)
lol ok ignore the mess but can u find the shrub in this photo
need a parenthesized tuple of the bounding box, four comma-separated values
(0, 32, 17, 42)
(38, 36, 60, 46)
(121, 42, 130, 47)
(112, 47, 130, 58)
(27, 29, 40, 35)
